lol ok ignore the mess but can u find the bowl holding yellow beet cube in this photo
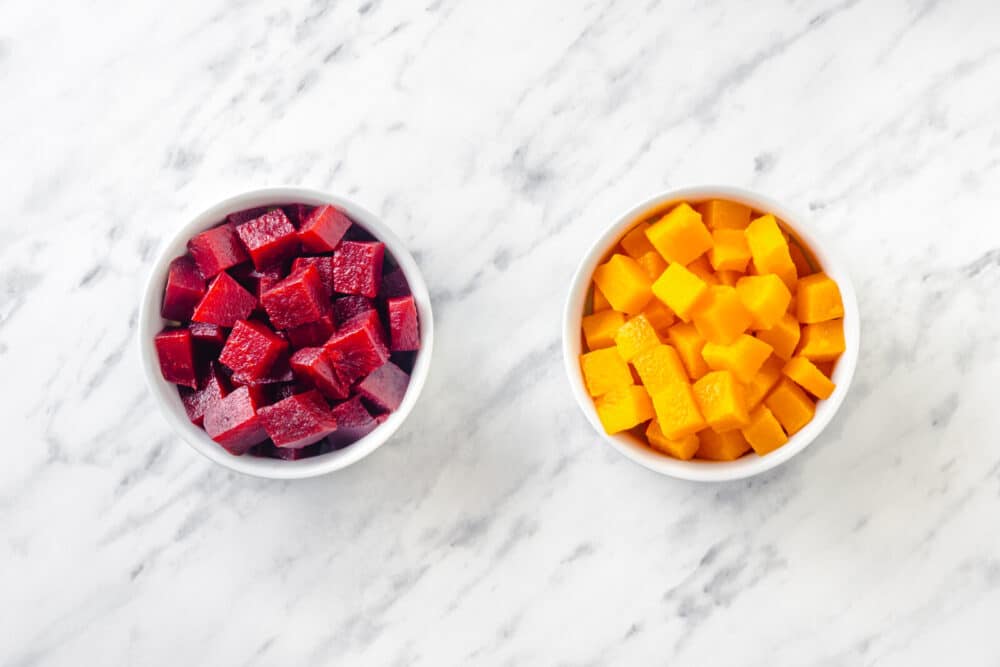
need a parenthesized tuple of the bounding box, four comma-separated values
(564, 186, 860, 482)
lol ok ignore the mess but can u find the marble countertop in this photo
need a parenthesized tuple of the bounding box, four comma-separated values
(6, 0, 1000, 664)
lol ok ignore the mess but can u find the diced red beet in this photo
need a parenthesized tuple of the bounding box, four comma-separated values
(161, 256, 205, 321)
(298, 205, 352, 253)
(327, 396, 378, 448)
(258, 390, 338, 449)
(332, 295, 375, 326)
(356, 361, 409, 412)
(154, 328, 198, 388)
(324, 310, 389, 383)
(230, 263, 287, 294)
(252, 441, 324, 460)
(226, 206, 270, 226)
(204, 385, 268, 455)
(290, 347, 349, 400)
(189, 322, 226, 349)
(387, 295, 420, 351)
(231, 354, 294, 388)
(286, 313, 336, 349)
(291, 256, 335, 298)
(380, 268, 411, 299)
(282, 203, 314, 227)
(261, 264, 328, 330)
(332, 241, 384, 298)
(236, 209, 300, 270)
(219, 319, 288, 380)
(191, 272, 257, 327)
(180, 363, 229, 426)
(188, 225, 249, 278)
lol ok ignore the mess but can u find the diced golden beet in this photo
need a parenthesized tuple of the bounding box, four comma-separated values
(798, 319, 846, 362)
(783, 356, 836, 399)
(686, 256, 721, 286)
(593, 285, 611, 312)
(651, 383, 706, 439)
(641, 299, 676, 332)
(696, 429, 751, 461)
(744, 214, 798, 289)
(645, 203, 713, 265)
(596, 385, 654, 434)
(692, 286, 752, 345)
(582, 310, 625, 350)
(651, 263, 708, 322)
(764, 379, 815, 435)
(717, 270, 742, 286)
(796, 273, 844, 323)
(756, 312, 801, 360)
(621, 222, 656, 258)
(580, 348, 632, 397)
(593, 254, 653, 315)
(736, 274, 792, 330)
(741, 405, 788, 455)
(709, 229, 752, 272)
(614, 314, 660, 362)
(632, 344, 688, 395)
(636, 251, 668, 280)
(693, 370, 750, 432)
(646, 420, 699, 460)
(702, 334, 773, 384)
(697, 199, 751, 230)
(789, 240, 815, 277)
(667, 322, 709, 380)
(745, 355, 784, 409)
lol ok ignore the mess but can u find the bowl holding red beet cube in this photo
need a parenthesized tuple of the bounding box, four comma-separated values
(138, 188, 433, 479)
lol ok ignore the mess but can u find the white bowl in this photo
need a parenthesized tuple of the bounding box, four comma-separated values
(139, 187, 434, 479)
(563, 186, 860, 482)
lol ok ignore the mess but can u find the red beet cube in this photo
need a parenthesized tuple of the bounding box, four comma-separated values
(189, 322, 226, 349)
(188, 225, 249, 278)
(236, 209, 300, 270)
(380, 268, 411, 299)
(231, 352, 294, 388)
(387, 295, 420, 351)
(161, 256, 205, 321)
(226, 206, 270, 226)
(290, 347, 349, 400)
(332, 295, 375, 326)
(356, 361, 409, 412)
(298, 205, 352, 253)
(191, 272, 258, 327)
(154, 328, 198, 388)
(219, 319, 288, 380)
(286, 312, 336, 349)
(252, 441, 324, 460)
(291, 256, 335, 298)
(282, 203, 314, 227)
(261, 264, 328, 329)
(258, 390, 338, 449)
(332, 241, 384, 298)
(204, 385, 268, 455)
(324, 310, 389, 383)
(327, 396, 378, 448)
(180, 363, 229, 426)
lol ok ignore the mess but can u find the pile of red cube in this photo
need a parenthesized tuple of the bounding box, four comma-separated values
(154, 203, 421, 460)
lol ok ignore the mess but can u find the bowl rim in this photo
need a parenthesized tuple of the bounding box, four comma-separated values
(562, 185, 860, 482)
(138, 186, 435, 480)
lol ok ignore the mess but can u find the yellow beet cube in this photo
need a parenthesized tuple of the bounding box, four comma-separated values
(697, 199, 751, 230)
(736, 274, 792, 330)
(646, 420, 700, 460)
(667, 322, 709, 380)
(645, 203, 713, 265)
(798, 319, 845, 362)
(745, 355, 784, 409)
(686, 256, 721, 286)
(692, 370, 750, 432)
(592, 285, 611, 312)
(692, 286, 752, 345)
(582, 310, 625, 350)
(741, 405, 788, 455)
(764, 378, 815, 435)
(651, 382, 706, 439)
(702, 334, 773, 383)
(621, 222, 656, 258)
(744, 214, 798, 289)
(756, 312, 801, 360)
(580, 348, 632, 397)
(783, 356, 836, 399)
(636, 250, 668, 280)
(709, 229, 751, 272)
(651, 262, 708, 322)
(595, 385, 654, 434)
(632, 344, 688, 395)
(614, 314, 660, 362)
(641, 299, 676, 332)
(696, 429, 751, 461)
(593, 254, 653, 315)
(796, 273, 844, 323)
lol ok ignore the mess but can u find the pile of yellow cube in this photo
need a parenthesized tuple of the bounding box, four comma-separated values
(580, 200, 845, 460)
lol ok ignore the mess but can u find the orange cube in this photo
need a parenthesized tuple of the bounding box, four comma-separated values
(636, 250, 668, 280)
(783, 356, 836, 399)
(641, 299, 676, 332)
(697, 199, 751, 230)
(580, 347, 632, 397)
(651, 382, 706, 439)
(744, 214, 797, 289)
(651, 262, 708, 322)
(621, 222, 656, 258)
(741, 405, 788, 455)
(645, 203, 713, 265)
(696, 429, 751, 461)
(646, 420, 699, 460)
(798, 319, 846, 362)
(736, 274, 792, 330)
(667, 322, 709, 380)
(686, 256, 721, 286)
(692, 286, 752, 345)
(764, 379, 816, 435)
(702, 334, 773, 383)
(593, 254, 653, 315)
(582, 310, 625, 350)
(592, 285, 611, 312)
(632, 344, 688, 395)
(693, 370, 750, 432)
(756, 312, 801, 361)
(614, 314, 660, 362)
(709, 229, 752, 272)
(595, 385, 654, 434)
(796, 273, 844, 323)
(745, 355, 784, 409)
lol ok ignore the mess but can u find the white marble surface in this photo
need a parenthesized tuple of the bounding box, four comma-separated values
(5, 0, 1000, 664)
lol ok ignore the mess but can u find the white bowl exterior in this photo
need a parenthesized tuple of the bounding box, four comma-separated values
(139, 188, 434, 479)
(563, 186, 860, 482)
